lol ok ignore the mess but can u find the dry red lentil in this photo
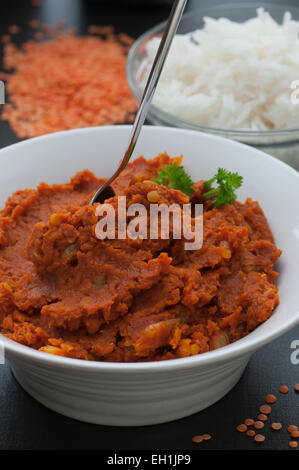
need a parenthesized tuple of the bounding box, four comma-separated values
(259, 404, 271, 415)
(1, 29, 137, 138)
(247, 430, 256, 437)
(55, 20, 66, 32)
(291, 431, 299, 439)
(254, 421, 264, 430)
(98, 26, 114, 36)
(265, 394, 277, 404)
(279, 385, 289, 394)
(271, 422, 282, 431)
(1, 35, 11, 44)
(88, 25, 103, 35)
(192, 435, 204, 444)
(8, 25, 20, 35)
(289, 441, 298, 449)
(118, 33, 135, 47)
(237, 424, 247, 433)
(254, 434, 265, 443)
(294, 384, 299, 393)
(42, 24, 53, 37)
(244, 418, 255, 426)
(202, 434, 212, 441)
(257, 413, 268, 422)
(67, 27, 77, 36)
(288, 425, 298, 433)
(87, 25, 115, 38)
(34, 32, 44, 41)
(29, 19, 39, 30)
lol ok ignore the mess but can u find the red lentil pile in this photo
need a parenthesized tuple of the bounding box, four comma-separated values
(0, 26, 136, 138)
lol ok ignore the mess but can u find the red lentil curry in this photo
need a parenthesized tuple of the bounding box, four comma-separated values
(0, 154, 281, 361)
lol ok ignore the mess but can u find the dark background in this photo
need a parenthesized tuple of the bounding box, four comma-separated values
(0, 0, 298, 451)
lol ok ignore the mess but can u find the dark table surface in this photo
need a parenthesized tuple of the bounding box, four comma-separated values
(0, 0, 298, 452)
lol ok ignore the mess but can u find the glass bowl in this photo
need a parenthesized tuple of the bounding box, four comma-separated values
(126, 2, 299, 170)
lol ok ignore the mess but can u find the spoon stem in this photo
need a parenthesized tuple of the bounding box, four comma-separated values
(89, 0, 188, 205)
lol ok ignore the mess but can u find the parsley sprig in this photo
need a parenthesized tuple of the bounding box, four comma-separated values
(203, 168, 243, 208)
(152, 163, 195, 196)
(152, 164, 243, 207)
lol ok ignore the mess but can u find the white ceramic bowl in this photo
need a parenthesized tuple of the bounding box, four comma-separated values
(0, 126, 298, 426)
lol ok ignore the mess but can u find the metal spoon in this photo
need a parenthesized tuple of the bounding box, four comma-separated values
(89, 0, 188, 205)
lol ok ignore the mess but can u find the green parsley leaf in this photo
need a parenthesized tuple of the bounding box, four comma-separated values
(203, 168, 243, 208)
(152, 163, 195, 196)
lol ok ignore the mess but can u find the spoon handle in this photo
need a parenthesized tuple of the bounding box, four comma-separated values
(89, 0, 187, 205)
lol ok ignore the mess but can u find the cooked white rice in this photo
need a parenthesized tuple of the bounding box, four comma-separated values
(140, 8, 299, 131)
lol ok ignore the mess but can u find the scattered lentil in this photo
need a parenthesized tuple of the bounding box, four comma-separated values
(42, 24, 52, 37)
(118, 33, 135, 47)
(271, 422, 282, 431)
(29, 19, 39, 30)
(291, 431, 299, 439)
(279, 385, 289, 394)
(55, 20, 66, 32)
(1, 35, 11, 44)
(247, 430, 256, 437)
(191, 434, 212, 444)
(259, 404, 271, 415)
(254, 434, 265, 443)
(289, 441, 298, 449)
(294, 383, 299, 393)
(98, 26, 114, 36)
(237, 424, 247, 433)
(8, 25, 20, 35)
(192, 435, 204, 444)
(88, 25, 102, 35)
(88, 25, 114, 37)
(66, 27, 77, 36)
(265, 394, 277, 404)
(288, 425, 298, 433)
(257, 414, 268, 422)
(254, 421, 264, 430)
(34, 32, 44, 41)
(244, 418, 255, 426)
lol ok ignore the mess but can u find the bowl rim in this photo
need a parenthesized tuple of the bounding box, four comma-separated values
(0, 125, 298, 373)
(126, 1, 299, 139)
